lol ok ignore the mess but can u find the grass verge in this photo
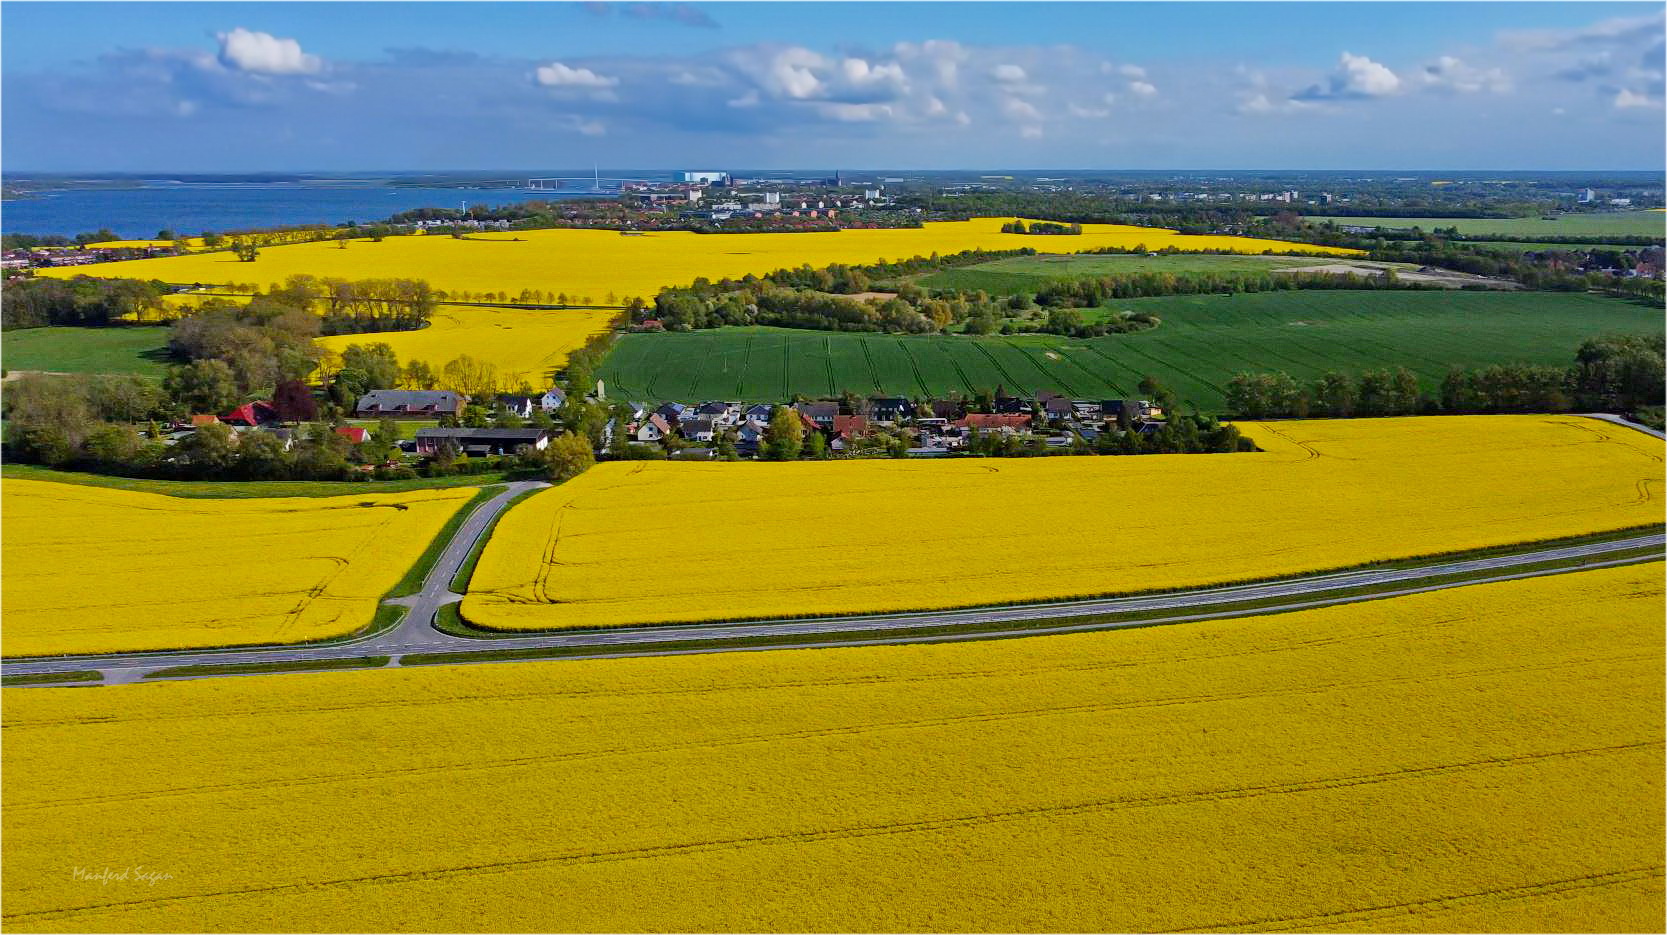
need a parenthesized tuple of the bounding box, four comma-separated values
(145, 657, 392, 679)
(1, 670, 104, 685)
(403, 550, 1663, 666)
(442, 522, 1665, 638)
(1, 463, 515, 499)
(384, 486, 503, 598)
(449, 488, 541, 593)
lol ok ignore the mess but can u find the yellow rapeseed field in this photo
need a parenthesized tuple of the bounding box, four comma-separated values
(315, 305, 619, 389)
(3, 563, 1660, 932)
(43, 218, 1358, 303)
(466, 415, 1664, 630)
(0, 479, 476, 656)
(46, 218, 1358, 380)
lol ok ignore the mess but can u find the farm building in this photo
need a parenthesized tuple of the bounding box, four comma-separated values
(415, 428, 550, 457)
(355, 390, 466, 419)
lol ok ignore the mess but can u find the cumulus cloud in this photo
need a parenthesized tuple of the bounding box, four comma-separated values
(1067, 102, 1111, 118)
(730, 45, 826, 99)
(534, 62, 619, 88)
(1118, 64, 1146, 79)
(216, 27, 322, 75)
(992, 63, 1027, 83)
(894, 39, 967, 89)
(1296, 51, 1401, 100)
(1001, 96, 1042, 122)
(1502, 12, 1665, 53)
(818, 102, 895, 122)
(1615, 88, 1661, 109)
(842, 57, 905, 87)
(1127, 80, 1158, 98)
(1421, 56, 1510, 94)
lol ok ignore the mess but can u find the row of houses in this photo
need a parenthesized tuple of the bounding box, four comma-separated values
(349, 387, 569, 420)
(625, 394, 1167, 458)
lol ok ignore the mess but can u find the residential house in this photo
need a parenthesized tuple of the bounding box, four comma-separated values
(867, 397, 915, 423)
(744, 403, 774, 423)
(495, 395, 537, 419)
(335, 426, 370, 445)
(414, 428, 550, 457)
(222, 401, 279, 427)
(736, 419, 767, 455)
(188, 414, 221, 429)
(680, 417, 718, 442)
(1042, 397, 1076, 421)
(256, 426, 296, 451)
(653, 402, 687, 424)
(929, 400, 965, 421)
(795, 401, 839, 431)
(832, 415, 870, 441)
(994, 395, 1030, 414)
(355, 390, 466, 419)
(635, 414, 673, 443)
(539, 387, 567, 412)
(955, 413, 1032, 433)
(694, 401, 741, 426)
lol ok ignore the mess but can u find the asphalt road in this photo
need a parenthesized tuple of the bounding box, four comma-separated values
(5, 413, 1662, 685)
(6, 532, 1661, 684)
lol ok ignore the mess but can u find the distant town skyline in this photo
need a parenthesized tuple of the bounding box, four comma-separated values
(4, 2, 1663, 172)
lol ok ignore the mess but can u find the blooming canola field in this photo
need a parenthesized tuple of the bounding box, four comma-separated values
(40, 219, 1360, 303)
(316, 305, 619, 389)
(41, 219, 1359, 379)
(0, 479, 476, 656)
(3, 564, 1660, 932)
(466, 415, 1664, 630)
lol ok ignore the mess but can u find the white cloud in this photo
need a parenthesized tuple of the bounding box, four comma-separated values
(1615, 88, 1661, 109)
(726, 89, 760, 108)
(924, 95, 948, 116)
(1421, 56, 1510, 94)
(1020, 125, 1043, 139)
(1503, 12, 1665, 53)
(174, 100, 199, 117)
(575, 119, 606, 136)
(535, 62, 619, 88)
(895, 39, 967, 89)
(1118, 64, 1147, 80)
(1001, 97, 1041, 122)
(818, 102, 895, 122)
(1127, 80, 1158, 98)
(841, 57, 905, 87)
(215, 27, 321, 76)
(954, 111, 972, 126)
(1067, 102, 1110, 118)
(1297, 51, 1401, 100)
(992, 63, 1027, 83)
(741, 46, 826, 99)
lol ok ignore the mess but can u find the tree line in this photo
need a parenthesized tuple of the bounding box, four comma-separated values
(1224, 334, 1664, 420)
(2, 276, 172, 329)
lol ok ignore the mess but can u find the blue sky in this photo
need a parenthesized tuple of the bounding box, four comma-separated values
(4, 2, 1663, 171)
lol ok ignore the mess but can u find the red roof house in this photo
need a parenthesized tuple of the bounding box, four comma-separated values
(954, 413, 1032, 432)
(222, 401, 278, 426)
(335, 426, 371, 444)
(832, 415, 870, 438)
(189, 414, 220, 428)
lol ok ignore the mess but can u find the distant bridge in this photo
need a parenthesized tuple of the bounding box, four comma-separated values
(527, 177, 656, 192)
